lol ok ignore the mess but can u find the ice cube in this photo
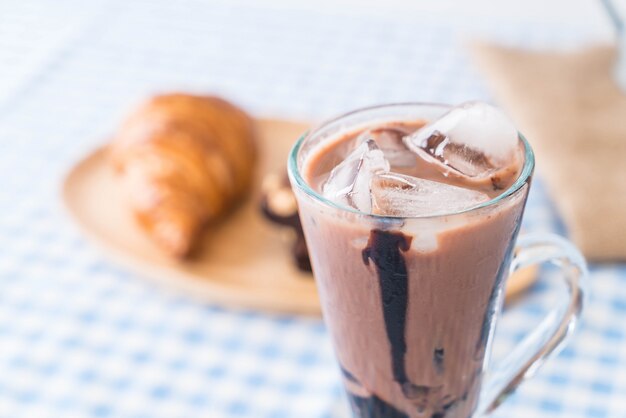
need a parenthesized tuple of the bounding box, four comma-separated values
(354, 127, 416, 169)
(371, 172, 489, 217)
(322, 139, 390, 212)
(403, 101, 519, 178)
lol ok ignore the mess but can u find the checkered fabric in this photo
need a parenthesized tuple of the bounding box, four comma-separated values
(0, 1, 624, 417)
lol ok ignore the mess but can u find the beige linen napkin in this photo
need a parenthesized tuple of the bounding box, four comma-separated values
(470, 44, 626, 261)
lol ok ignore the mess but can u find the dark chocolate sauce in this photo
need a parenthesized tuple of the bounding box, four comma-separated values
(348, 392, 409, 418)
(356, 229, 464, 416)
(353, 227, 500, 417)
(341, 362, 408, 418)
(362, 229, 412, 388)
(340, 365, 362, 385)
(433, 348, 445, 375)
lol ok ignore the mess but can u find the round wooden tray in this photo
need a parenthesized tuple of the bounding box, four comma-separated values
(62, 118, 536, 316)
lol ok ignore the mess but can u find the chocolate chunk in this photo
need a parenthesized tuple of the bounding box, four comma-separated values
(259, 172, 312, 273)
(293, 234, 311, 272)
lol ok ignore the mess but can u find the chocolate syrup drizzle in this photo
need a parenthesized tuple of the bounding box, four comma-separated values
(362, 229, 412, 389)
(341, 229, 466, 417)
(339, 229, 414, 418)
(349, 393, 409, 418)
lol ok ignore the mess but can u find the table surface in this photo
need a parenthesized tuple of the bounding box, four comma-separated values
(1, 1, 625, 417)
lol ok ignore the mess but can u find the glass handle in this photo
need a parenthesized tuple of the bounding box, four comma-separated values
(600, 0, 624, 33)
(476, 233, 588, 416)
(600, 0, 626, 92)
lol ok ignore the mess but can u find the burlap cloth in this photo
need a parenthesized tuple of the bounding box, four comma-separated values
(470, 43, 626, 261)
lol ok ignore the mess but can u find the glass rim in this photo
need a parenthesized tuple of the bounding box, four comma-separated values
(287, 102, 535, 220)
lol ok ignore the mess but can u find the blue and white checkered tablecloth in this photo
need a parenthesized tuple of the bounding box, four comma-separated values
(0, 1, 625, 417)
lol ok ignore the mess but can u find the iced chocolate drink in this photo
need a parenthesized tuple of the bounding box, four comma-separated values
(288, 103, 586, 418)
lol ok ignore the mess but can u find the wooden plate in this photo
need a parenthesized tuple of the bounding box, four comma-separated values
(62, 118, 536, 316)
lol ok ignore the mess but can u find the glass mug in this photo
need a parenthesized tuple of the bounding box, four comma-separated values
(288, 104, 587, 418)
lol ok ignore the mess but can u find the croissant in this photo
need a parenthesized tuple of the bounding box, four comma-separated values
(109, 93, 256, 257)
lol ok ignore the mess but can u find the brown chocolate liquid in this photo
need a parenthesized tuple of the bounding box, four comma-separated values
(299, 121, 528, 418)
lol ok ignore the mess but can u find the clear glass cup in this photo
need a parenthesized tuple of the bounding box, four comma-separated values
(288, 103, 587, 418)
